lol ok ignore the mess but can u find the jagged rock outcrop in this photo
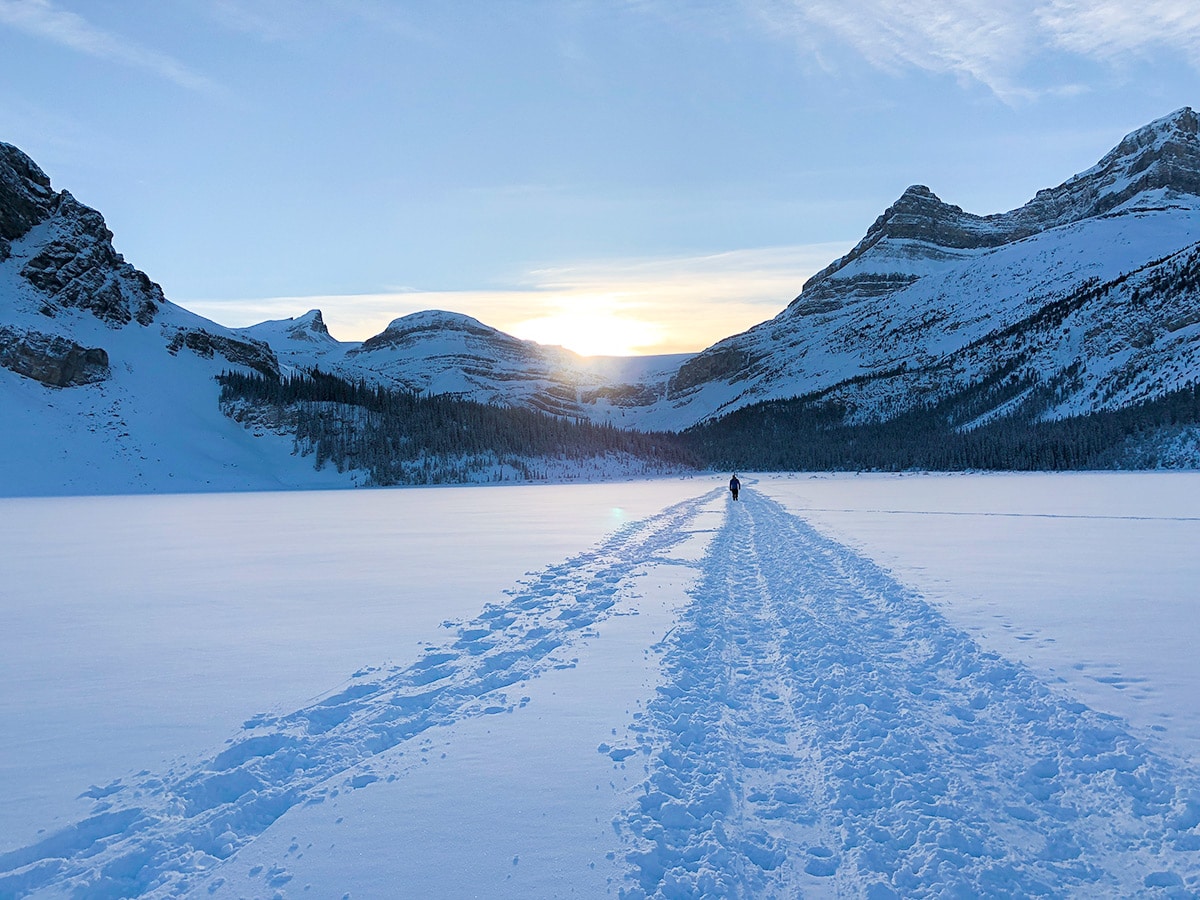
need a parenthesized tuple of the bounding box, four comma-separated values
(0, 143, 57, 262)
(1, 142, 165, 328)
(21, 192, 162, 326)
(284, 309, 330, 341)
(0, 324, 109, 386)
(166, 327, 280, 379)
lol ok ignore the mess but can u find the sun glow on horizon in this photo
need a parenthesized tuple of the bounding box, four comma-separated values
(508, 296, 667, 357)
(182, 243, 853, 357)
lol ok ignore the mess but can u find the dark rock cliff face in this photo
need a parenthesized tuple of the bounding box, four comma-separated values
(166, 328, 280, 379)
(668, 346, 756, 398)
(0, 324, 109, 387)
(21, 192, 162, 326)
(287, 309, 330, 340)
(0, 142, 57, 261)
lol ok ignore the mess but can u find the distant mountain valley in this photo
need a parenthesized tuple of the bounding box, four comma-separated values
(4, 108, 1200, 492)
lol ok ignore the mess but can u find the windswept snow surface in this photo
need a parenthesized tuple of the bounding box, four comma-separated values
(2, 475, 1200, 897)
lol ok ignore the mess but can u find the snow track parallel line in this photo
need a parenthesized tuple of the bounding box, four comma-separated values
(614, 489, 1200, 898)
(0, 489, 722, 900)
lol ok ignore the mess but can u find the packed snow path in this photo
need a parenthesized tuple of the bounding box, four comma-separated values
(615, 490, 1200, 897)
(3, 487, 1200, 898)
(0, 493, 715, 898)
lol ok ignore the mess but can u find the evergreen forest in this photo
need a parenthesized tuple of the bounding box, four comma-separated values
(217, 369, 697, 485)
(218, 367, 1200, 482)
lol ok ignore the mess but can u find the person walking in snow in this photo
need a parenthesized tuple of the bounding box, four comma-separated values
(729, 473, 741, 501)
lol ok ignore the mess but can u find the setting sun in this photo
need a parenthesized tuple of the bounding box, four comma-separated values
(509, 304, 666, 357)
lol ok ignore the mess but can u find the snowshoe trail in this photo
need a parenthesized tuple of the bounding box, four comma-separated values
(5, 486, 1200, 898)
(0, 492, 719, 899)
(614, 489, 1200, 898)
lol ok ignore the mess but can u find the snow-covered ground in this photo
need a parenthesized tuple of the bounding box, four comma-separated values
(2, 473, 1199, 897)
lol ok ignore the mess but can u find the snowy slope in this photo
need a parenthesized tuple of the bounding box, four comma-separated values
(239, 307, 687, 421)
(0, 142, 358, 495)
(604, 108, 1200, 430)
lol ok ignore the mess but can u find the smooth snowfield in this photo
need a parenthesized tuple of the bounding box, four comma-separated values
(1, 474, 1199, 897)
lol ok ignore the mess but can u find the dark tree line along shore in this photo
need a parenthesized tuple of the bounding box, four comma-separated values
(683, 376, 1200, 472)
(218, 367, 1200, 482)
(217, 369, 697, 485)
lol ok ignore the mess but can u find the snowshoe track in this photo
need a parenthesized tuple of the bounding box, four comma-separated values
(5, 485, 1200, 898)
(0, 491, 719, 899)
(614, 489, 1200, 898)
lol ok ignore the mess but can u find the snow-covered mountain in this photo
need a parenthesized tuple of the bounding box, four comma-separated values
(238, 307, 687, 421)
(5, 107, 1200, 494)
(0, 140, 688, 493)
(245, 108, 1200, 434)
(0, 142, 356, 494)
(620, 107, 1200, 430)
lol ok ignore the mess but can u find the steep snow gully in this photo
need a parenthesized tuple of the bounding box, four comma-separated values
(3, 487, 1200, 898)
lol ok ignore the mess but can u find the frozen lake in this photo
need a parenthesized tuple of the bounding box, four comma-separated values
(2, 472, 1199, 896)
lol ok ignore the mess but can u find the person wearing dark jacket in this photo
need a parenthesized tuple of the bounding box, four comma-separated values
(729, 474, 741, 501)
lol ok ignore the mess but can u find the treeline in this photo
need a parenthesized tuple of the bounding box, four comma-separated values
(217, 368, 697, 485)
(681, 376, 1200, 472)
(218, 365, 1200, 482)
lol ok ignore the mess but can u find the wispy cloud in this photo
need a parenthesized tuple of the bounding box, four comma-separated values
(745, 0, 1200, 99)
(0, 0, 214, 92)
(1038, 0, 1200, 62)
(182, 243, 853, 357)
(752, 0, 1035, 96)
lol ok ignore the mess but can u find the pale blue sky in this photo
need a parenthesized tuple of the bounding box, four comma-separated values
(3, 1, 1200, 354)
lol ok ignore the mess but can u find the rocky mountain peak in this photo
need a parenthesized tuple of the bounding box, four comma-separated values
(1, 140, 164, 327)
(302, 309, 329, 335)
(285, 309, 331, 340)
(797, 108, 1200, 304)
(0, 142, 57, 257)
(797, 184, 1000, 299)
(1014, 107, 1200, 229)
(855, 184, 994, 249)
(1094, 106, 1198, 177)
(356, 309, 515, 355)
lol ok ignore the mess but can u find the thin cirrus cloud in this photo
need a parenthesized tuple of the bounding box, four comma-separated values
(0, 0, 214, 92)
(747, 0, 1200, 97)
(183, 243, 854, 357)
(1037, 0, 1200, 61)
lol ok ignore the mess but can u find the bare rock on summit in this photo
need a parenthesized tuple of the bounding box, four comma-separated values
(0, 142, 165, 328)
(0, 142, 57, 261)
(19, 191, 163, 327)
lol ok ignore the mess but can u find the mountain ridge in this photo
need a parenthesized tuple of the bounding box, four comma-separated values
(5, 108, 1200, 492)
(629, 107, 1200, 431)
